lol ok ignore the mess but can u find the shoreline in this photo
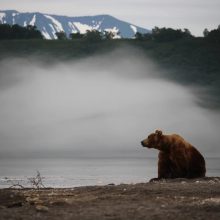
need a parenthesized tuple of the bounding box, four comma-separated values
(1, 177, 220, 220)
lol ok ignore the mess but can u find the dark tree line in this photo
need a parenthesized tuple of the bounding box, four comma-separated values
(0, 23, 117, 41)
(203, 25, 220, 43)
(54, 25, 220, 43)
(135, 27, 193, 42)
(135, 25, 220, 43)
(56, 29, 119, 41)
(0, 24, 43, 40)
(1, 23, 220, 43)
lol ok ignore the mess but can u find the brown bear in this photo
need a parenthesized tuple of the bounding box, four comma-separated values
(141, 130, 206, 180)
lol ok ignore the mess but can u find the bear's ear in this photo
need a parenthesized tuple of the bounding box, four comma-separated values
(155, 130, 163, 137)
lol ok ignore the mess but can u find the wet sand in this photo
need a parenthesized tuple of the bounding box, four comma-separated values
(0, 177, 220, 220)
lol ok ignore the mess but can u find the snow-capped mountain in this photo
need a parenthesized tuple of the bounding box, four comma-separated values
(0, 10, 150, 39)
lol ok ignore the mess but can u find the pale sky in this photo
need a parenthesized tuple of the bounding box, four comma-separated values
(1, 0, 220, 35)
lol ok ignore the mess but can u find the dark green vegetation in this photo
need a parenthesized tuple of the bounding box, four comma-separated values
(0, 24, 43, 40)
(55, 29, 118, 41)
(0, 26, 220, 109)
(135, 27, 193, 42)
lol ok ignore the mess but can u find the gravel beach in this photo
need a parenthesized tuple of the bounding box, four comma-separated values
(0, 177, 220, 220)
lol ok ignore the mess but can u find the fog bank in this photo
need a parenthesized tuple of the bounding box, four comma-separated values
(0, 49, 219, 158)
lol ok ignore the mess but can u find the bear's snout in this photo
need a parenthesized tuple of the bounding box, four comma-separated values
(141, 140, 146, 147)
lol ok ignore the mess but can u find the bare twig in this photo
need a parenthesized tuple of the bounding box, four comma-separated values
(9, 183, 25, 189)
(5, 170, 45, 189)
(28, 170, 45, 189)
(6, 179, 25, 189)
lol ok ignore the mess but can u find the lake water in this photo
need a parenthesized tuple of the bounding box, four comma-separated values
(0, 157, 219, 188)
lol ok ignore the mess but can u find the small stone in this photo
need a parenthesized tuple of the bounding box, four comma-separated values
(7, 202, 22, 208)
(9, 194, 14, 198)
(108, 183, 115, 186)
(26, 197, 42, 205)
(35, 205, 49, 212)
(209, 180, 215, 184)
(0, 205, 6, 209)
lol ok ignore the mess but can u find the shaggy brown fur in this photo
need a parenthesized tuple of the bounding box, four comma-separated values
(141, 130, 206, 180)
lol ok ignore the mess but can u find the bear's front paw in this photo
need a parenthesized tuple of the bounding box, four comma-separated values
(149, 178, 167, 183)
(149, 178, 161, 182)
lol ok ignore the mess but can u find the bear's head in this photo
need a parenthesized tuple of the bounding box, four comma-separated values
(141, 130, 163, 149)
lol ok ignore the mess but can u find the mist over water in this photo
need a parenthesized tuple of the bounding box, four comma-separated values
(0, 48, 220, 160)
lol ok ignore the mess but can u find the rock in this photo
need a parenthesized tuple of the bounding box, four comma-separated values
(108, 183, 115, 186)
(26, 197, 43, 205)
(7, 202, 23, 208)
(0, 205, 6, 209)
(35, 205, 49, 212)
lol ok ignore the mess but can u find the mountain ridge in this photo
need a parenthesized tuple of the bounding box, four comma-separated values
(0, 10, 151, 39)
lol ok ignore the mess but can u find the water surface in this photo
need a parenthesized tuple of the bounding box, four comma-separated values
(0, 157, 219, 188)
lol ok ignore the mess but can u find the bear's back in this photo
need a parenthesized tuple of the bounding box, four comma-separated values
(187, 145, 206, 177)
(167, 134, 206, 178)
(166, 134, 191, 152)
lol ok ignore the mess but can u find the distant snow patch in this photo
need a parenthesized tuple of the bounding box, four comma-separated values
(68, 22, 77, 33)
(0, 12, 5, 23)
(92, 20, 103, 29)
(130, 25, 137, 34)
(42, 27, 51, 39)
(12, 13, 18, 17)
(12, 13, 18, 25)
(49, 24, 58, 39)
(104, 27, 121, 39)
(73, 22, 93, 34)
(45, 15, 64, 32)
(29, 14, 36, 26)
(24, 21, 27, 27)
